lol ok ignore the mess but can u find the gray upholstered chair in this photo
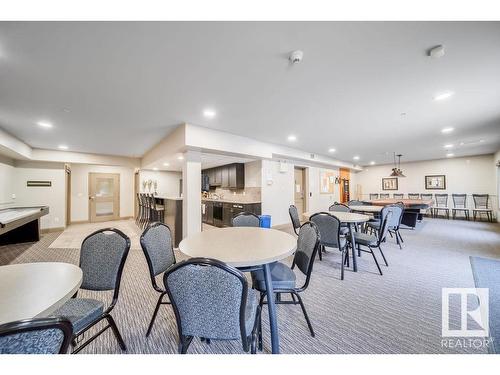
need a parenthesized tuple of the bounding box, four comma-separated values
(0, 318, 73, 354)
(251, 221, 320, 337)
(348, 200, 368, 206)
(380, 193, 390, 199)
(140, 222, 176, 337)
(369, 193, 379, 200)
(434, 194, 450, 219)
(408, 193, 420, 199)
(310, 212, 348, 280)
(51, 228, 130, 354)
(393, 193, 404, 199)
(164, 257, 261, 354)
(472, 194, 493, 222)
(452, 194, 469, 220)
(232, 212, 260, 227)
(328, 203, 350, 235)
(349, 211, 392, 275)
(367, 204, 404, 249)
(288, 205, 301, 235)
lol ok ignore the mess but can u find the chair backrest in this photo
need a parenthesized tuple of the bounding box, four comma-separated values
(348, 200, 367, 206)
(369, 193, 379, 200)
(232, 212, 260, 227)
(79, 228, 131, 299)
(309, 212, 342, 249)
(292, 222, 321, 289)
(328, 203, 351, 212)
(140, 222, 176, 289)
(435, 194, 448, 207)
(288, 205, 301, 235)
(164, 257, 248, 341)
(376, 210, 393, 246)
(420, 193, 433, 200)
(452, 194, 467, 208)
(393, 193, 404, 199)
(472, 194, 489, 209)
(385, 204, 404, 230)
(408, 193, 420, 199)
(380, 193, 390, 199)
(0, 318, 73, 354)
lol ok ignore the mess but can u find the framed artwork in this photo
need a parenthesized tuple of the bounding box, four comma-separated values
(319, 169, 335, 194)
(382, 177, 398, 190)
(425, 175, 446, 190)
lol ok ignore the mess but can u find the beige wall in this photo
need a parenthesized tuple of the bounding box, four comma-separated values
(306, 166, 340, 213)
(139, 169, 182, 197)
(0, 156, 15, 209)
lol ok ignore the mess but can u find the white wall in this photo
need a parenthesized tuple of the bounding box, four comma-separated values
(244, 160, 262, 188)
(0, 156, 15, 209)
(12, 161, 66, 229)
(70, 164, 135, 222)
(352, 154, 497, 212)
(139, 170, 182, 197)
(261, 160, 295, 226)
(494, 150, 500, 221)
(306, 166, 340, 213)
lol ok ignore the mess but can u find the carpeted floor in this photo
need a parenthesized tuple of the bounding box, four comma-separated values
(1, 218, 499, 354)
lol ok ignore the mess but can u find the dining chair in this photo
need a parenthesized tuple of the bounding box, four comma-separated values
(366, 204, 404, 249)
(380, 193, 390, 199)
(288, 205, 301, 235)
(232, 212, 261, 227)
(251, 221, 320, 337)
(348, 200, 368, 206)
(452, 194, 469, 220)
(434, 194, 450, 219)
(420, 193, 434, 217)
(472, 194, 493, 222)
(408, 193, 420, 199)
(51, 228, 130, 354)
(369, 193, 379, 200)
(393, 193, 404, 199)
(140, 222, 176, 337)
(349, 211, 392, 275)
(309, 212, 348, 280)
(328, 203, 350, 234)
(0, 318, 73, 354)
(163, 257, 261, 354)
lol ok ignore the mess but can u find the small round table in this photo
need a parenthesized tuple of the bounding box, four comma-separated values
(179, 227, 297, 354)
(303, 211, 370, 272)
(349, 205, 383, 213)
(0, 262, 83, 325)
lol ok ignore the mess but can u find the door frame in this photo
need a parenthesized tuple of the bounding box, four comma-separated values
(294, 167, 308, 214)
(65, 165, 71, 227)
(88, 172, 120, 222)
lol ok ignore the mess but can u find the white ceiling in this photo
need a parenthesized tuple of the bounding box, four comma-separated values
(0, 22, 499, 166)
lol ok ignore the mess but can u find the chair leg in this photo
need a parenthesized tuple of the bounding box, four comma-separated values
(397, 230, 404, 243)
(179, 336, 193, 354)
(368, 246, 383, 275)
(293, 292, 315, 337)
(378, 245, 388, 266)
(340, 250, 345, 280)
(146, 292, 166, 337)
(106, 314, 127, 351)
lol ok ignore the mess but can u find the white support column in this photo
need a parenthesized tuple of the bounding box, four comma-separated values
(182, 150, 202, 238)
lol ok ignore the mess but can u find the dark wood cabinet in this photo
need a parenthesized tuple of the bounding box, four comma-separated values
(204, 163, 245, 189)
(228, 163, 245, 189)
(213, 167, 222, 186)
(221, 166, 229, 188)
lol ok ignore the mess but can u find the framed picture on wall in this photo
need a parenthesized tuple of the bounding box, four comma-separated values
(425, 175, 446, 190)
(382, 177, 398, 190)
(319, 169, 335, 194)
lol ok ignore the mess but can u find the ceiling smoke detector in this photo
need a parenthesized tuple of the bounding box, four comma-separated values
(289, 50, 304, 64)
(428, 45, 445, 58)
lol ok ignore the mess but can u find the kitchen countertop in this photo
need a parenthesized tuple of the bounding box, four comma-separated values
(202, 198, 261, 204)
(155, 196, 183, 200)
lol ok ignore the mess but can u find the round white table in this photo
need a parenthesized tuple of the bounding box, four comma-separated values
(0, 262, 83, 325)
(348, 205, 383, 213)
(179, 227, 297, 354)
(303, 211, 370, 272)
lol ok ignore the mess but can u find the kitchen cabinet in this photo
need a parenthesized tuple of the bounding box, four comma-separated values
(204, 163, 245, 189)
(213, 167, 222, 186)
(228, 163, 245, 189)
(202, 200, 261, 227)
(221, 166, 229, 188)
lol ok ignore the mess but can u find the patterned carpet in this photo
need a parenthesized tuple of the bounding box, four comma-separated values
(1, 218, 499, 354)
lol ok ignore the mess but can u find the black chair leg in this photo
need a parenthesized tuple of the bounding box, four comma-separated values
(106, 314, 127, 351)
(179, 336, 193, 354)
(146, 292, 166, 337)
(398, 230, 404, 243)
(293, 292, 315, 337)
(340, 250, 345, 280)
(378, 245, 388, 266)
(368, 246, 383, 275)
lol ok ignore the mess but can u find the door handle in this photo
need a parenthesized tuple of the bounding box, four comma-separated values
(89, 196, 95, 200)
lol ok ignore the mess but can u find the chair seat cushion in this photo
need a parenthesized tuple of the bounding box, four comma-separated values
(244, 289, 259, 337)
(340, 226, 349, 235)
(366, 221, 380, 230)
(472, 208, 492, 211)
(51, 298, 104, 333)
(251, 262, 296, 292)
(351, 232, 378, 246)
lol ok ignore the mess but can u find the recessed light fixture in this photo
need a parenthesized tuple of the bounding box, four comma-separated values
(203, 109, 216, 118)
(287, 135, 297, 142)
(328, 148, 336, 153)
(434, 91, 454, 101)
(177, 155, 184, 160)
(353, 156, 360, 161)
(441, 127, 454, 134)
(37, 121, 53, 129)
(446, 153, 454, 157)
(153, 167, 158, 171)
(58, 145, 68, 150)
(444, 144, 454, 149)
(163, 162, 170, 167)
(479, 139, 485, 143)
(370, 161, 376, 165)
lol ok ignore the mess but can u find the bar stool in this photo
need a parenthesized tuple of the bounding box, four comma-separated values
(149, 194, 165, 224)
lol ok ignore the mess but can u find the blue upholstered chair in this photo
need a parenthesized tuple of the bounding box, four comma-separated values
(0, 318, 73, 354)
(251, 221, 320, 337)
(51, 228, 130, 354)
(366, 203, 405, 249)
(288, 205, 301, 235)
(232, 212, 260, 227)
(349, 211, 392, 275)
(164, 257, 262, 354)
(310, 212, 348, 279)
(140, 222, 176, 337)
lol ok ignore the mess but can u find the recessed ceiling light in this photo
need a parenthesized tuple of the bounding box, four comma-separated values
(370, 161, 376, 165)
(163, 162, 170, 167)
(441, 127, 454, 134)
(353, 156, 360, 161)
(446, 153, 454, 157)
(203, 109, 216, 118)
(434, 91, 454, 101)
(58, 145, 68, 150)
(444, 144, 454, 149)
(37, 121, 53, 129)
(287, 135, 297, 142)
(177, 155, 184, 160)
(400, 112, 407, 116)
(153, 167, 158, 171)
(328, 148, 336, 153)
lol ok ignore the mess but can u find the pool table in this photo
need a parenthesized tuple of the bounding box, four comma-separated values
(0, 206, 49, 245)
(363, 198, 434, 228)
